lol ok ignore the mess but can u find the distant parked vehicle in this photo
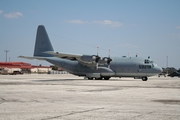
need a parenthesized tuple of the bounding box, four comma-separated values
(158, 72, 166, 77)
(168, 71, 180, 77)
(158, 68, 167, 77)
(0, 68, 9, 75)
(11, 71, 23, 75)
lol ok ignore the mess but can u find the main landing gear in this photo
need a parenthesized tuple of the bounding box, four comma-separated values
(87, 77, 110, 80)
(87, 76, 148, 81)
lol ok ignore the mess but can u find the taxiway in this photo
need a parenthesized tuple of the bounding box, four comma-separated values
(0, 74, 180, 120)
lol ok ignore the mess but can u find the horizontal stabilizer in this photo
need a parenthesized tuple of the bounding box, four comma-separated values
(18, 56, 46, 60)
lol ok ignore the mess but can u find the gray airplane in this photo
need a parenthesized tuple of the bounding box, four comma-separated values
(19, 25, 162, 81)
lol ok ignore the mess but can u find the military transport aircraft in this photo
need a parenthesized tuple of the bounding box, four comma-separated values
(19, 25, 162, 81)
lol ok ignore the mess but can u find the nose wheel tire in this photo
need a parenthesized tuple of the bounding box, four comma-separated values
(142, 77, 148, 81)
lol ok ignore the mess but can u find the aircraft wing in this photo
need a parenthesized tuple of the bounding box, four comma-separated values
(44, 51, 82, 61)
(19, 51, 107, 67)
(18, 56, 47, 60)
(44, 51, 105, 65)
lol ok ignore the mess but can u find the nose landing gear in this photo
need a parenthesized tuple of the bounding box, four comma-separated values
(142, 77, 148, 81)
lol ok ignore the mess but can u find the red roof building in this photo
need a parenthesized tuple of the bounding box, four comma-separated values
(0, 62, 52, 74)
(0, 62, 32, 69)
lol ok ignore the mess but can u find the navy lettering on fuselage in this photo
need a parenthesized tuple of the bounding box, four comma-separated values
(139, 65, 152, 69)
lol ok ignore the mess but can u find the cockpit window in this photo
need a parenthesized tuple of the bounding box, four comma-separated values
(144, 59, 150, 64)
(145, 59, 154, 64)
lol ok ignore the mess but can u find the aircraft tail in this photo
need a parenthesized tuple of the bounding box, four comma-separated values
(34, 25, 54, 57)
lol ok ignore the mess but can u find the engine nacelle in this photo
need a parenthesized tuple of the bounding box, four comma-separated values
(103, 57, 108, 62)
(103, 57, 112, 63)
(92, 55, 97, 60)
(92, 55, 101, 62)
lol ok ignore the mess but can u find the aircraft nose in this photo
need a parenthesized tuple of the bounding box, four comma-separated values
(156, 66, 163, 73)
(159, 67, 163, 73)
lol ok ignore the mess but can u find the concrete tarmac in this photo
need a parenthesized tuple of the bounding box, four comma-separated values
(0, 74, 180, 120)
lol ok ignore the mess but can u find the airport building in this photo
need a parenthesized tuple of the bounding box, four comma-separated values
(0, 62, 52, 74)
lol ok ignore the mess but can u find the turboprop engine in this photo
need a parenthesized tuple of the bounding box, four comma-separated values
(103, 57, 112, 68)
(102, 49, 112, 68)
(79, 54, 101, 70)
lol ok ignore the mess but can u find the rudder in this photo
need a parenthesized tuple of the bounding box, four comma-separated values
(34, 25, 54, 57)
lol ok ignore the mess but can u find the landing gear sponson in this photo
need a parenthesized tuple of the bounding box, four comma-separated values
(87, 76, 148, 81)
(87, 77, 111, 80)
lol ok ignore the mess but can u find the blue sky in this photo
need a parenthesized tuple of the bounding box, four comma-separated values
(0, 0, 180, 68)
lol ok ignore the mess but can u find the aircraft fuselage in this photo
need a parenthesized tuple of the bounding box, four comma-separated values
(46, 56, 162, 80)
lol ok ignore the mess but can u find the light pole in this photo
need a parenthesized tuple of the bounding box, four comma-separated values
(166, 56, 168, 74)
(4, 50, 9, 62)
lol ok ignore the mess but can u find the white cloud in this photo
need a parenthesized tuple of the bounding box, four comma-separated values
(65, 19, 123, 27)
(4, 12, 23, 18)
(0, 10, 3, 14)
(176, 26, 180, 29)
(65, 20, 88, 24)
(92, 20, 123, 27)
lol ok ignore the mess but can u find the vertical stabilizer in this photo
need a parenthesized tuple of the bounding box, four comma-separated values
(34, 25, 54, 57)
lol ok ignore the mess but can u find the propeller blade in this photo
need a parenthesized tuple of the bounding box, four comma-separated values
(108, 64, 110, 68)
(108, 48, 110, 58)
(95, 46, 100, 70)
(107, 58, 112, 68)
(107, 48, 112, 68)
(97, 46, 99, 56)
(96, 62, 98, 70)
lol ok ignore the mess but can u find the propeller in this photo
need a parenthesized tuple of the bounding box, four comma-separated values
(103, 48, 112, 68)
(107, 48, 112, 68)
(92, 46, 101, 70)
(136, 53, 138, 57)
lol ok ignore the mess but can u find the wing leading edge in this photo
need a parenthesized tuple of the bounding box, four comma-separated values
(44, 51, 107, 66)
